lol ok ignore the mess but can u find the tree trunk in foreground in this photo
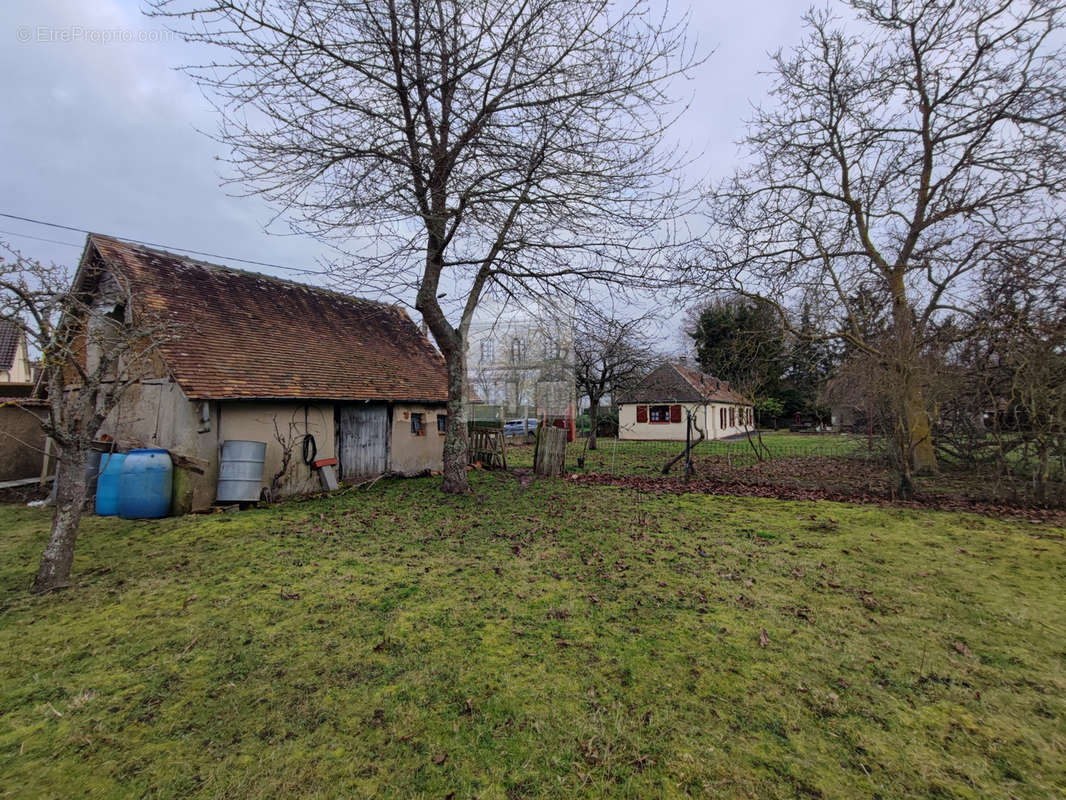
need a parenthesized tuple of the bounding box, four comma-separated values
(32, 445, 90, 594)
(889, 270, 936, 477)
(441, 346, 470, 494)
(587, 403, 599, 451)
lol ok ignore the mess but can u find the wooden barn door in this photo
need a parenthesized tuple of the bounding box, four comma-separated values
(336, 404, 389, 479)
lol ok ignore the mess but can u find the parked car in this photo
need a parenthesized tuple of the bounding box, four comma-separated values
(503, 418, 538, 436)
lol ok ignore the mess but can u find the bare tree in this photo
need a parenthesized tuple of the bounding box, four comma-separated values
(572, 306, 658, 449)
(948, 245, 1066, 503)
(150, 0, 700, 493)
(266, 411, 303, 502)
(697, 0, 1066, 481)
(0, 244, 172, 593)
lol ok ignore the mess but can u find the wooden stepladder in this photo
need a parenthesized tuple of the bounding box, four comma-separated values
(469, 427, 507, 469)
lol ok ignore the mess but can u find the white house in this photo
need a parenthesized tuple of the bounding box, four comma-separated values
(617, 362, 754, 441)
(0, 319, 32, 384)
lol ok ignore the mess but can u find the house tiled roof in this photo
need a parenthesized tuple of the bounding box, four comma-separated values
(0, 319, 20, 372)
(85, 235, 448, 402)
(618, 362, 749, 405)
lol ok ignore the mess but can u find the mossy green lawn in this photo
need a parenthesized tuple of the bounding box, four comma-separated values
(508, 432, 868, 475)
(1, 474, 1063, 799)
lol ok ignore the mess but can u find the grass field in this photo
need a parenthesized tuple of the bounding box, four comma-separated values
(2, 473, 1064, 798)
(507, 432, 869, 475)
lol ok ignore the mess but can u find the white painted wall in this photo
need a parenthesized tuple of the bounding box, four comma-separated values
(390, 403, 446, 474)
(219, 401, 336, 497)
(618, 402, 754, 441)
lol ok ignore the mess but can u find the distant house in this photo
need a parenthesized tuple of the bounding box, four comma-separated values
(617, 362, 754, 441)
(0, 319, 31, 383)
(0, 320, 45, 482)
(77, 234, 450, 511)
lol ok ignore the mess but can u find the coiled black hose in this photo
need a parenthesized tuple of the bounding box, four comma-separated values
(301, 433, 317, 466)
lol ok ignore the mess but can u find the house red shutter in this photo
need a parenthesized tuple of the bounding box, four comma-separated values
(670, 404, 682, 423)
(636, 404, 648, 423)
(720, 407, 726, 428)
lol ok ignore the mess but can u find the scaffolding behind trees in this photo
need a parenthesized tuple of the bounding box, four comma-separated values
(467, 297, 576, 440)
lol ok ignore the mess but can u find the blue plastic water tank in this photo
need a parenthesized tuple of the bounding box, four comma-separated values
(95, 452, 126, 516)
(117, 449, 173, 519)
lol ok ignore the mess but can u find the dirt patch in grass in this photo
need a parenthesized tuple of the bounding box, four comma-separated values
(569, 463, 1066, 524)
(510, 435, 1065, 516)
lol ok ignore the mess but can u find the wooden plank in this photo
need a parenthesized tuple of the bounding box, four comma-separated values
(534, 426, 566, 477)
(39, 437, 53, 488)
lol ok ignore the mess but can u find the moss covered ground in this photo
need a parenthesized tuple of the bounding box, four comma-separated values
(508, 432, 868, 475)
(1, 472, 1064, 798)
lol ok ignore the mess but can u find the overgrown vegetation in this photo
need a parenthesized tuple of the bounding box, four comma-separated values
(2, 474, 1063, 798)
(515, 432, 1064, 509)
(698, 0, 1066, 490)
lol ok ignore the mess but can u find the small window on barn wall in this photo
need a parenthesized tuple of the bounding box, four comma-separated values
(437, 413, 447, 434)
(649, 405, 670, 423)
(670, 404, 682, 423)
(411, 413, 425, 436)
(720, 407, 726, 429)
(636, 405, 648, 423)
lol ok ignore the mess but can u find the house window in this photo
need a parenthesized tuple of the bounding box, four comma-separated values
(720, 407, 727, 429)
(729, 407, 735, 427)
(437, 413, 447, 434)
(649, 405, 671, 423)
(511, 338, 523, 364)
(411, 413, 425, 436)
(480, 340, 495, 364)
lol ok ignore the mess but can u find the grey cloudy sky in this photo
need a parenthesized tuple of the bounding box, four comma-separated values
(0, 0, 807, 310)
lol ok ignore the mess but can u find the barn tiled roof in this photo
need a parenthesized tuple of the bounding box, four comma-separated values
(0, 319, 20, 372)
(618, 362, 749, 405)
(84, 234, 448, 402)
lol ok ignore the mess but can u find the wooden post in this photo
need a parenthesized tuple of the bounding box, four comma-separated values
(39, 437, 53, 487)
(685, 410, 693, 479)
(534, 425, 566, 477)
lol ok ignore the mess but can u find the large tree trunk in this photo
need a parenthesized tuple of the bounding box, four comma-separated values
(415, 241, 471, 495)
(441, 346, 471, 494)
(905, 381, 936, 474)
(587, 402, 599, 451)
(888, 269, 937, 476)
(32, 445, 90, 594)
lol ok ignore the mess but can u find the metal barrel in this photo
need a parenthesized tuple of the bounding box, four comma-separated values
(216, 440, 267, 502)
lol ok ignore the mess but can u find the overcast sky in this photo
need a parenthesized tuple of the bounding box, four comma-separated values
(0, 0, 807, 319)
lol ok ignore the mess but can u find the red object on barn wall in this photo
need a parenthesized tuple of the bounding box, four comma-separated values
(670, 404, 682, 423)
(636, 405, 648, 423)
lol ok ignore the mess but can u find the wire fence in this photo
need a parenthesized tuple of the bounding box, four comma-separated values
(506, 431, 877, 476)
